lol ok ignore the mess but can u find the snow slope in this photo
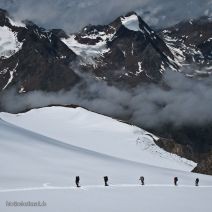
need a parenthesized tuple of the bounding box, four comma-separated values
(0, 26, 22, 58)
(0, 106, 196, 171)
(0, 106, 212, 212)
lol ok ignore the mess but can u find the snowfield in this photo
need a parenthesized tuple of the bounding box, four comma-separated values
(61, 34, 112, 66)
(0, 106, 196, 171)
(0, 106, 212, 212)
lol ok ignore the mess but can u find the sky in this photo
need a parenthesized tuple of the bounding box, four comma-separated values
(0, 0, 211, 33)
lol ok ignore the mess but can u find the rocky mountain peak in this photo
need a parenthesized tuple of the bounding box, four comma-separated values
(1, 9, 212, 91)
(60, 11, 180, 85)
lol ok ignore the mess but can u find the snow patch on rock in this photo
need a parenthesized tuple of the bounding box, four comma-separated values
(0, 26, 22, 58)
(61, 34, 112, 66)
(8, 17, 26, 28)
(136, 62, 144, 75)
(2, 62, 18, 90)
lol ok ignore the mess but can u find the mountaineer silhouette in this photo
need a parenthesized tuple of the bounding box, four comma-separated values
(195, 178, 199, 186)
(139, 176, 145, 185)
(174, 177, 178, 186)
(104, 176, 109, 186)
(75, 176, 80, 187)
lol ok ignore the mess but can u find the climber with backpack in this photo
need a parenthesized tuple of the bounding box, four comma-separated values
(75, 176, 80, 187)
(174, 177, 178, 186)
(139, 176, 145, 185)
(104, 176, 109, 186)
(195, 178, 199, 186)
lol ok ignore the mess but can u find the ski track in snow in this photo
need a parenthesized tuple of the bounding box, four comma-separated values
(1, 184, 212, 193)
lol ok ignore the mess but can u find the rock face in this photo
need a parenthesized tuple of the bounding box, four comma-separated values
(0, 9, 80, 92)
(153, 125, 212, 175)
(159, 16, 212, 76)
(0, 9, 212, 174)
(193, 152, 212, 175)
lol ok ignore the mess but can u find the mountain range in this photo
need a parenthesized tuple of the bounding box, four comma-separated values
(0, 8, 212, 174)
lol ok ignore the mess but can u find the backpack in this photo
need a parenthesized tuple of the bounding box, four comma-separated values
(104, 176, 108, 181)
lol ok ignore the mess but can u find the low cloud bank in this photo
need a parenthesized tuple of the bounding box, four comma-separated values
(1, 71, 212, 128)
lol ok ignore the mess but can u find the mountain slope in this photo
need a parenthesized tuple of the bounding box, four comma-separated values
(0, 106, 196, 171)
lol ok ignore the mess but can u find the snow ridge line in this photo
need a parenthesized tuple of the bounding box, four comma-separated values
(1, 184, 212, 193)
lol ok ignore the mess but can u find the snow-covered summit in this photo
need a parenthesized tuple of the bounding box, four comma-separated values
(121, 13, 142, 32)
